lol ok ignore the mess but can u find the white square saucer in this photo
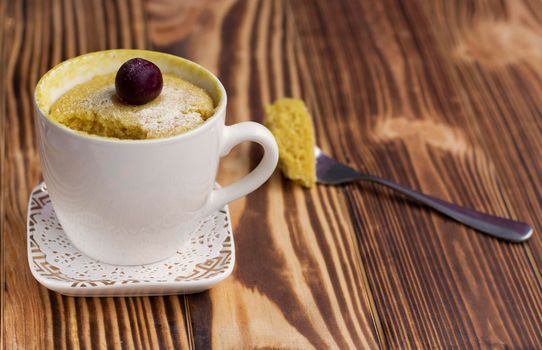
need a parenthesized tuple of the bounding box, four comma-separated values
(27, 183, 235, 297)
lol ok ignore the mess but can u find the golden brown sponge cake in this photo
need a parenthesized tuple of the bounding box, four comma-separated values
(264, 98, 316, 187)
(49, 73, 215, 139)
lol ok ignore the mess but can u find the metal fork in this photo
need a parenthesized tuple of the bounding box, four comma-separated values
(315, 147, 533, 242)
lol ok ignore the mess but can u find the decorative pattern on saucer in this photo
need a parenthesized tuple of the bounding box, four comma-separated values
(27, 183, 235, 296)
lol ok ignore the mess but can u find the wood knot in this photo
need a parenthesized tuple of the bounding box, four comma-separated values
(374, 117, 468, 154)
(455, 21, 542, 67)
(146, 0, 220, 47)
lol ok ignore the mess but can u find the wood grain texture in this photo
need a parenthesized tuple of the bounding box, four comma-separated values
(289, 0, 542, 348)
(2, 0, 542, 349)
(1, 0, 191, 349)
(146, 0, 382, 348)
(0, 0, 6, 348)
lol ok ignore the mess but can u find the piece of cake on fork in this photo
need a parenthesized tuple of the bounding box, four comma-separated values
(264, 98, 316, 188)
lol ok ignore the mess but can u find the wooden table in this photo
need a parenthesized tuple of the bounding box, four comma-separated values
(3, 0, 542, 348)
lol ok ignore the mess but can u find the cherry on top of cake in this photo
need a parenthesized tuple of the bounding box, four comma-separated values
(115, 58, 163, 105)
(49, 58, 215, 140)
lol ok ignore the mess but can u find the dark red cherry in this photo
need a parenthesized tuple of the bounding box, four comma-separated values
(115, 58, 163, 105)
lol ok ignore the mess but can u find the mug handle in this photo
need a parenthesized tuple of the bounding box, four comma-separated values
(200, 122, 279, 218)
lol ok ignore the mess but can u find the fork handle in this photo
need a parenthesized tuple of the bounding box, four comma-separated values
(360, 174, 532, 242)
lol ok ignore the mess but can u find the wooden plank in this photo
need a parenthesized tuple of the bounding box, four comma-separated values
(145, 0, 383, 348)
(417, 0, 542, 271)
(1, 0, 191, 348)
(0, 0, 7, 348)
(290, 0, 542, 348)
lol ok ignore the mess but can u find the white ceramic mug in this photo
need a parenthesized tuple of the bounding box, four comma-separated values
(34, 50, 278, 265)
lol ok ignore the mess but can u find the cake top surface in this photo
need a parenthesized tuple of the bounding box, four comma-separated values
(49, 73, 215, 139)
